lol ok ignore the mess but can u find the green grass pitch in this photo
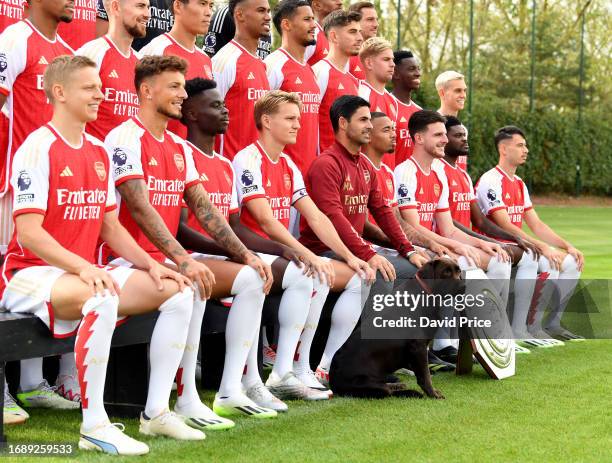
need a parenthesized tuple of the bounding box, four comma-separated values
(3, 205, 612, 462)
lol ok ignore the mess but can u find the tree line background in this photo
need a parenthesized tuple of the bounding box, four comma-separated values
(249, 0, 611, 195)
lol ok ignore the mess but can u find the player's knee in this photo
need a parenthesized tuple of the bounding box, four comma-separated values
(232, 265, 266, 295)
(160, 287, 194, 318)
(561, 254, 580, 275)
(81, 294, 119, 326)
(284, 261, 315, 293)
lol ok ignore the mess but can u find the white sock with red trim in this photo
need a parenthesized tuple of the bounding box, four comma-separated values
(76, 294, 119, 430)
(145, 289, 193, 419)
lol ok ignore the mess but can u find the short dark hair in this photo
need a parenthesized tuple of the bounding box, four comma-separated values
(273, 0, 311, 35)
(228, 0, 247, 17)
(370, 111, 388, 121)
(322, 10, 362, 36)
(444, 115, 462, 132)
(408, 110, 446, 139)
(165, 0, 189, 15)
(348, 1, 374, 14)
(185, 78, 217, 99)
(330, 95, 370, 133)
(494, 126, 526, 151)
(135, 55, 188, 92)
(393, 49, 415, 66)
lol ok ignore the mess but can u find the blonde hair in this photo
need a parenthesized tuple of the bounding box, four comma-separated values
(359, 36, 392, 61)
(254, 90, 302, 130)
(435, 70, 465, 91)
(43, 55, 97, 102)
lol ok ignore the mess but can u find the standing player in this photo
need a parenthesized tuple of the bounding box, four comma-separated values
(57, 0, 97, 49)
(96, 0, 173, 51)
(304, 0, 341, 66)
(313, 9, 362, 153)
(212, 0, 271, 160)
(435, 70, 467, 170)
(440, 116, 546, 353)
(264, 0, 320, 176)
(104, 56, 276, 422)
(347, 1, 377, 80)
(394, 110, 510, 361)
(357, 37, 398, 166)
(77, 0, 145, 140)
(3, 55, 200, 453)
(476, 126, 584, 342)
(302, 95, 428, 382)
(204, 3, 271, 59)
(140, 0, 214, 137)
(233, 91, 374, 393)
(0, 0, 76, 418)
(391, 50, 421, 166)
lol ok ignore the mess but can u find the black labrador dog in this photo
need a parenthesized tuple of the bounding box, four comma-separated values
(329, 258, 462, 399)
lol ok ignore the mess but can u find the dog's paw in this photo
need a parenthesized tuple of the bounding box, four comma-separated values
(430, 389, 445, 400)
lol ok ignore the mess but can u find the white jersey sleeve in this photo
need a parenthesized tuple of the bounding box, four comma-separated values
(211, 44, 238, 99)
(312, 60, 329, 99)
(138, 34, 170, 57)
(10, 127, 55, 215)
(76, 37, 110, 70)
(232, 145, 265, 204)
(475, 170, 505, 216)
(104, 120, 145, 185)
(263, 51, 286, 90)
(394, 160, 417, 210)
(0, 23, 30, 95)
(358, 82, 371, 101)
(284, 154, 308, 205)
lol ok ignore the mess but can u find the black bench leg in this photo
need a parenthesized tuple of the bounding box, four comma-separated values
(1, 361, 6, 446)
(104, 344, 149, 418)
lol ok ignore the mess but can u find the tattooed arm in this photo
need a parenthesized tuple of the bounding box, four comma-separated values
(116, 178, 217, 298)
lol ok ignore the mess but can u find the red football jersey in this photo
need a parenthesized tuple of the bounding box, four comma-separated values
(348, 55, 365, 80)
(475, 166, 532, 229)
(305, 22, 328, 66)
(362, 154, 396, 225)
(185, 141, 238, 238)
(264, 48, 320, 176)
(57, 0, 97, 50)
(77, 36, 140, 141)
(0, 20, 72, 196)
(233, 141, 308, 238)
(394, 157, 449, 231)
(212, 40, 270, 161)
(393, 96, 421, 166)
(312, 58, 359, 154)
(433, 158, 475, 228)
(0, 0, 24, 31)
(104, 117, 200, 262)
(1, 124, 115, 291)
(140, 33, 213, 139)
(358, 81, 398, 166)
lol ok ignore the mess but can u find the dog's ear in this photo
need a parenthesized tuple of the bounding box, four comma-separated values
(417, 259, 438, 280)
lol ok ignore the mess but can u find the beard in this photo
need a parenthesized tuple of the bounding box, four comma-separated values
(302, 38, 317, 47)
(59, 14, 73, 23)
(158, 105, 182, 120)
(125, 21, 147, 39)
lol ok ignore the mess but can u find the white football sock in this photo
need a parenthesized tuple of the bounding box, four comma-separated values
(271, 262, 313, 378)
(19, 358, 43, 391)
(318, 273, 366, 370)
(242, 330, 262, 390)
(527, 256, 559, 334)
(59, 353, 77, 378)
(174, 291, 206, 412)
(145, 289, 193, 419)
(76, 294, 119, 430)
(545, 254, 581, 330)
(486, 257, 512, 305)
(218, 266, 265, 397)
(294, 277, 330, 374)
(511, 250, 538, 336)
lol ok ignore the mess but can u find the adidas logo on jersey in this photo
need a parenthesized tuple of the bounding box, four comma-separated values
(354, 65, 362, 72)
(419, 187, 424, 195)
(295, 76, 302, 85)
(60, 166, 74, 177)
(148, 157, 158, 166)
(200, 172, 209, 182)
(505, 192, 511, 199)
(247, 72, 255, 80)
(338, 83, 344, 90)
(451, 180, 458, 186)
(108, 69, 119, 78)
(266, 179, 272, 187)
(400, 116, 407, 122)
(38, 56, 48, 65)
